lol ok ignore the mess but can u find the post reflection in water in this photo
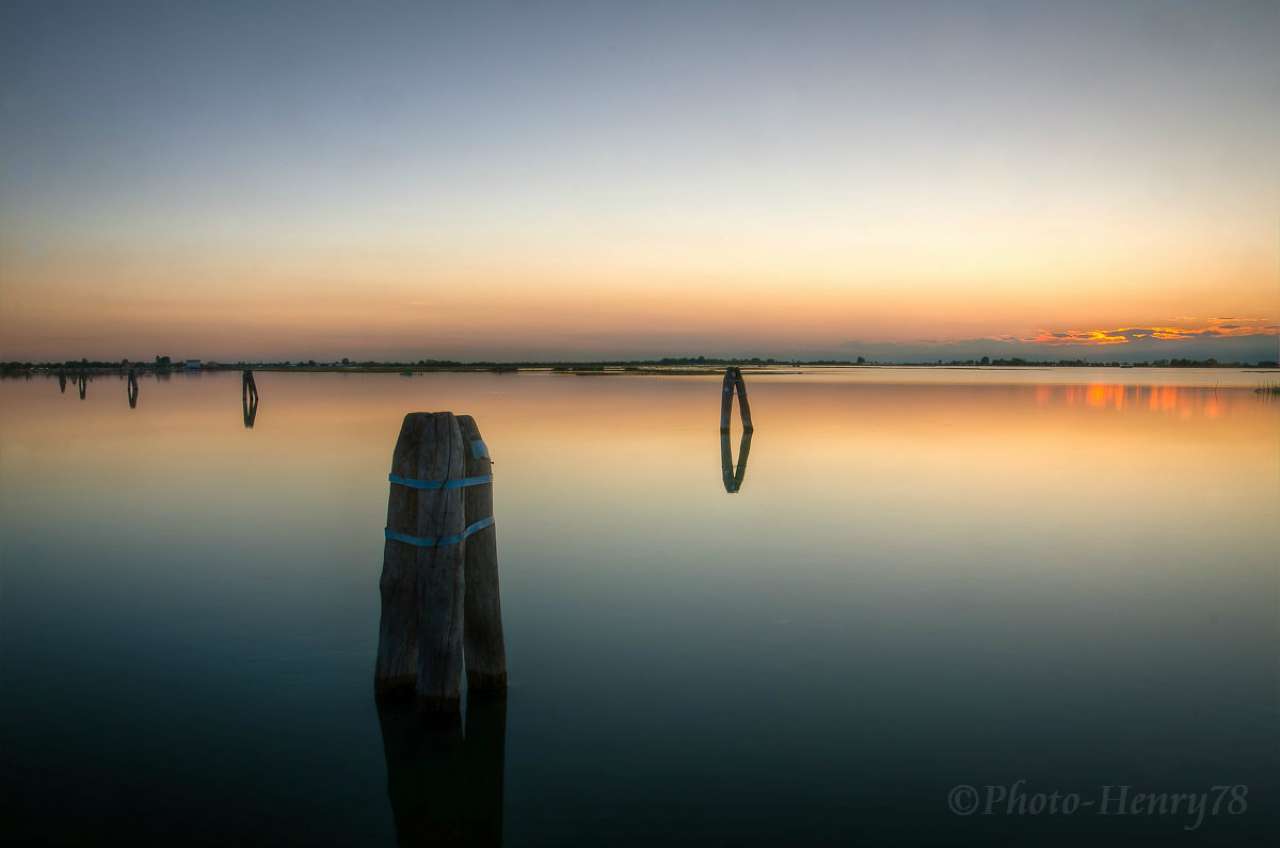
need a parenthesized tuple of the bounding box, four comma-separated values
(720, 429, 753, 494)
(377, 697, 506, 847)
(242, 370, 259, 428)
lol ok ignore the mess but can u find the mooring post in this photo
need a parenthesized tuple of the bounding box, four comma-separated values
(734, 368, 753, 431)
(456, 415, 508, 695)
(720, 368, 735, 431)
(720, 367, 754, 432)
(376, 413, 467, 715)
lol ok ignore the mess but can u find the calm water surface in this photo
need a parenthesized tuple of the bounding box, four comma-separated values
(2, 369, 1277, 845)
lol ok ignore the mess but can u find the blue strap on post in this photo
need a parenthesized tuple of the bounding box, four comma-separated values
(384, 516, 495, 548)
(388, 473, 492, 490)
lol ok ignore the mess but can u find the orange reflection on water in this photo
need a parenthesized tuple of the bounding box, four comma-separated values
(1040, 383, 1236, 418)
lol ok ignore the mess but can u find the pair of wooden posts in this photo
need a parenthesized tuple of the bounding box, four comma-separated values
(720, 367, 754, 493)
(375, 412, 507, 715)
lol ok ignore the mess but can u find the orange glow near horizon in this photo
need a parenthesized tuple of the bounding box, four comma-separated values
(2, 3, 1277, 362)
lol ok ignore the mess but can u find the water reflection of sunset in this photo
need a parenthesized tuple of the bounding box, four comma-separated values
(1038, 383, 1236, 418)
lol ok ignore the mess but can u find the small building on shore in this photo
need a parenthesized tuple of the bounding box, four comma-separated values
(184, 359, 202, 370)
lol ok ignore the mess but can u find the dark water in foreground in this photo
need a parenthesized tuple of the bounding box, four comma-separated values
(1, 369, 1277, 845)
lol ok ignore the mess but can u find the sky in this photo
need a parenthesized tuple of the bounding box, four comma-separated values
(1, 0, 1277, 362)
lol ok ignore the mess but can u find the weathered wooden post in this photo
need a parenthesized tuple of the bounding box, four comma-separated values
(719, 368, 735, 431)
(456, 415, 507, 695)
(734, 368, 753, 431)
(376, 413, 468, 715)
(127, 369, 139, 408)
(719, 366, 754, 432)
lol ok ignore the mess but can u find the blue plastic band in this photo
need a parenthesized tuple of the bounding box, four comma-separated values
(388, 473, 491, 490)
(384, 516, 495, 548)
(470, 439, 489, 460)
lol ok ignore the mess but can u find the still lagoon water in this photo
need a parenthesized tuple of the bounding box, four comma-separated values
(2, 369, 1277, 845)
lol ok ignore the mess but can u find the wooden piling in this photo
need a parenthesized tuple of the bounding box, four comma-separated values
(127, 369, 139, 408)
(76, 373, 87, 400)
(734, 368, 753, 431)
(719, 368, 734, 430)
(376, 413, 467, 714)
(719, 367, 753, 432)
(456, 415, 508, 695)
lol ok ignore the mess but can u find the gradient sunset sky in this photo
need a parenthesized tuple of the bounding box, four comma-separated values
(2, 0, 1277, 362)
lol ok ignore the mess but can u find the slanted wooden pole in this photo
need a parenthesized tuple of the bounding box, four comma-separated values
(734, 368, 753, 431)
(720, 367, 754, 432)
(376, 413, 467, 716)
(719, 368, 735, 431)
(456, 415, 507, 695)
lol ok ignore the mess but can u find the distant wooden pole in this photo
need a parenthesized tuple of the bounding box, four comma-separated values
(58, 373, 66, 393)
(719, 367, 754, 432)
(77, 373, 87, 400)
(719, 368, 735, 431)
(734, 368, 753, 431)
(376, 413, 467, 715)
(242, 370, 258, 428)
(456, 415, 508, 695)
(127, 369, 139, 408)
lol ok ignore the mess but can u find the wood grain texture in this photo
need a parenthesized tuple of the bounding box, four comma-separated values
(457, 415, 508, 696)
(375, 412, 467, 716)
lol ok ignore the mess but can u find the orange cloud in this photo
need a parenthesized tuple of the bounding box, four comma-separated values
(1025, 318, 1277, 346)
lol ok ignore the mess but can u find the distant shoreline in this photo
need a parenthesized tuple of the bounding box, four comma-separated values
(4, 360, 1278, 378)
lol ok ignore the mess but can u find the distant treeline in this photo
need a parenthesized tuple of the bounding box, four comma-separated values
(2, 353, 1278, 375)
